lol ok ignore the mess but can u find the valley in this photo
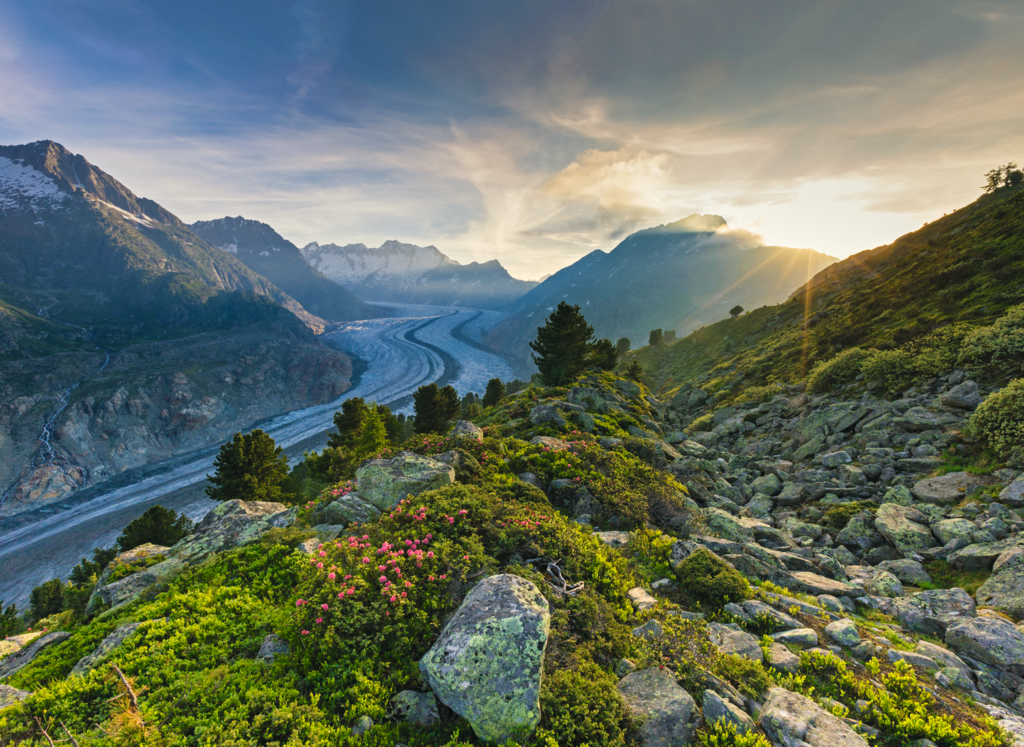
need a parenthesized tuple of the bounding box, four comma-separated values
(0, 304, 519, 607)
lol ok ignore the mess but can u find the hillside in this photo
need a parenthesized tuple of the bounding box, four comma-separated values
(189, 216, 384, 322)
(633, 186, 1024, 405)
(0, 142, 355, 515)
(483, 215, 837, 363)
(302, 239, 537, 309)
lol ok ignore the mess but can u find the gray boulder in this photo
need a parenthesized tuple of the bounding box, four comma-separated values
(825, 619, 860, 648)
(914, 641, 973, 680)
(874, 503, 937, 557)
(71, 622, 142, 676)
(419, 574, 549, 742)
(759, 687, 868, 747)
(0, 631, 70, 679)
(703, 689, 753, 734)
(877, 559, 932, 586)
(945, 617, 1024, 671)
(864, 570, 904, 598)
(317, 494, 380, 526)
(452, 420, 484, 442)
(356, 452, 456, 511)
(977, 551, 1024, 618)
(892, 588, 976, 637)
(170, 499, 291, 564)
(390, 690, 440, 726)
(912, 472, 987, 506)
(1000, 478, 1024, 508)
(0, 684, 31, 709)
(933, 519, 976, 547)
(939, 380, 982, 410)
(618, 667, 701, 746)
(708, 623, 763, 662)
(256, 633, 290, 663)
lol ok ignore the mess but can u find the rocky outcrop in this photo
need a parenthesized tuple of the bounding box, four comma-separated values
(419, 575, 550, 742)
(356, 452, 455, 511)
(618, 667, 701, 746)
(945, 617, 1024, 671)
(0, 684, 31, 709)
(759, 687, 868, 747)
(71, 622, 142, 676)
(0, 631, 70, 680)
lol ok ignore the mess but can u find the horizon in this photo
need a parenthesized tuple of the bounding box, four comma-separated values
(3, 1, 1023, 277)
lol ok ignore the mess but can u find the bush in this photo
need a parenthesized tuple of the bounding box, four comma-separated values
(675, 549, 750, 612)
(970, 379, 1024, 464)
(712, 653, 770, 698)
(116, 505, 194, 552)
(688, 413, 715, 432)
(860, 348, 919, 393)
(806, 348, 872, 393)
(698, 720, 771, 747)
(961, 303, 1024, 373)
(537, 661, 628, 746)
(29, 578, 66, 621)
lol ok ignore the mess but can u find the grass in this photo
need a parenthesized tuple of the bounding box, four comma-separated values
(921, 560, 992, 596)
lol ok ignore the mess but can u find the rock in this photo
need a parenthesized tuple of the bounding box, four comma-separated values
(171, 499, 292, 565)
(877, 559, 932, 586)
(708, 623, 763, 662)
(874, 503, 937, 557)
(530, 435, 570, 451)
(839, 464, 867, 486)
(390, 690, 440, 726)
(628, 587, 658, 612)
(892, 588, 977, 637)
(351, 715, 373, 735)
(818, 595, 846, 614)
(356, 452, 455, 511)
(452, 420, 484, 442)
(933, 519, 977, 547)
(913, 472, 987, 506)
(595, 531, 631, 548)
(751, 473, 782, 496)
(518, 472, 544, 490)
(419, 574, 550, 742)
(865, 570, 904, 598)
(887, 649, 939, 671)
(789, 571, 858, 598)
(703, 689, 753, 733)
(896, 407, 961, 431)
(87, 556, 185, 614)
(760, 687, 868, 747)
(836, 512, 884, 548)
(528, 404, 567, 428)
(632, 620, 664, 641)
(71, 622, 142, 676)
(776, 483, 805, 507)
(616, 658, 638, 677)
(0, 684, 31, 709)
(1000, 478, 1024, 508)
(0, 631, 70, 679)
(825, 619, 860, 648)
(771, 628, 819, 649)
(936, 666, 976, 690)
(0, 631, 42, 659)
(939, 381, 982, 410)
(945, 617, 1024, 671)
(977, 553, 1024, 618)
(256, 633, 290, 663)
(766, 642, 801, 673)
(739, 600, 800, 631)
(914, 641, 973, 680)
(318, 494, 380, 526)
(821, 451, 853, 468)
(949, 539, 1024, 572)
(618, 667, 701, 746)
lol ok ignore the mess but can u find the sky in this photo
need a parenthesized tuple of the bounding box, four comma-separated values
(2, 1, 1024, 279)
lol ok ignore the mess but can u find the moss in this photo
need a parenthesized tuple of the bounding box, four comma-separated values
(921, 560, 992, 596)
(676, 549, 750, 612)
(820, 501, 877, 531)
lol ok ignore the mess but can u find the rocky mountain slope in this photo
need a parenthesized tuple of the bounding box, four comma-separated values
(0, 142, 355, 515)
(302, 239, 537, 309)
(189, 216, 384, 322)
(484, 215, 837, 363)
(3, 373, 1021, 747)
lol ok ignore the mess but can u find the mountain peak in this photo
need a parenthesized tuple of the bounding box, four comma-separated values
(640, 214, 728, 236)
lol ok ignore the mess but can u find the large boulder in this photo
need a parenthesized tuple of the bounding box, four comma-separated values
(419, 574, 550, 742)
(933, 519, 977, 547)
(945, 617, 1024, 671)
(1000, 477, 1024, 508)
(356, 452, 455, 511)
(759, 687, 868, 747)
(873, 503, 937, 557)
(708, 623, 763, 662)
(618, 667, 701, 746)
(977, 551, 1024, 618)
(912, 472, 987, 506)
(0, 684, 31, 709)
(948, 539, 1024, 572)
(71, 622, 142, 676)
(170, 499, 291, 564)
(315, 493, 380, 526)
(892, 588, 976, 637)
(703, 689, 753, 734)
(939, 381, 982, 410)
(0, 631, 70, 679)
(452, 420, 484, 442)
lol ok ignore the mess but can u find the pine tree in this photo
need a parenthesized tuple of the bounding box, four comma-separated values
(413, 383, 461, 434)
(530, 302, 595, 386)
(729, 305, 744, 318)
(327, 398, 370, 450)
(29, 578, 65, 621)
(588, 338, 619, 370)
(483, 378, 507, 407)
(206, 429, 290, 502)
(0, 601, 18, 638)
(355, 408, 389, 458)
(626, 360, 644, 380)
(116, 505, 195, 553)
(649, 329, 663, 346)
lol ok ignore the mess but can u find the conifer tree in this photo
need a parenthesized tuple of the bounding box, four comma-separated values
(649, 328, 663, 346)
(530, 302, 595, 386)
(616, 338, 631, 356)
(588, 338, 619, 370)
(206, 429, 290, 502)
(483, 378, 507, 407)
(116, 505, 194, 553)
(626, 360, 644, 380)
(413, 383, 461, 433)
(328, 398, 370, 450)
(356, 408, 389, 458)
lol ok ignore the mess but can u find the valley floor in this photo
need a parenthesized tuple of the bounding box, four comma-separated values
(0, 304, 520, 607)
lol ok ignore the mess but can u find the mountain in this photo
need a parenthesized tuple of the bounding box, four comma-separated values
(189, 216, 383, 322)
(483, 215, 837, 363)
(0, 141, 355, 515)
(302, 239, 537, 309)
(634, 184, 1024, 403)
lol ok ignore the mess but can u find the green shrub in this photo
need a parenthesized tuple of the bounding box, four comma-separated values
(861, 348, 919, 393)
(712, 653, 770, 698)
(675, 549, 750, 612)
(104, 553, 166, 585)
(970, 379, 1024, 464)
(116, 505, 194, 553)
(688, 413, 715, 432)
(537, 661, 628, 746)
(698, 720, 772, 747)
(806, 348, 872, 393)
(961, 304, 1024, 373)
(821, 501, 877, 531)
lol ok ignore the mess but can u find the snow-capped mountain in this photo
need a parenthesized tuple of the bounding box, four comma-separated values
(189, 217, 383, 322)
(302, 240, 536, 310)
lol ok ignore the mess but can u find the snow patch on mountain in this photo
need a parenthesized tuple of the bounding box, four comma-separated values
(302, 240, 455, 285)
(0, 157, 69, 213)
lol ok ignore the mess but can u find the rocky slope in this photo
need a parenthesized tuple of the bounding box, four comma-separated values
(189, 216, 384, 322)
(2, 374, 1021, 746)
(0, 142, 356, 514)
(302, 239, 536, 309)
(484, 214, 837, 363)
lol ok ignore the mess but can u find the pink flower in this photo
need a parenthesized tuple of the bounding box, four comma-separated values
(347, 588, 355, 596)
(379, 575, 387, 583)
(328, 572, 336, 580)
(401, 591, 407, 598)
(427, 551, 434, 558)
(295, 599, 305, 607)
(344, 574, 352, 580)
(390, 595, 397, 602)
(362, 557, 370, 564)
(338, 592, 345, 599)
(316, 617, 323, 624)
(301, 630, 310, 636)
(318, 550, 327, 558)
(458, 509, 467, 515)
(440, 574, 447, 580)
(321, 603, 329, 611)
(316, 562, 324, 569)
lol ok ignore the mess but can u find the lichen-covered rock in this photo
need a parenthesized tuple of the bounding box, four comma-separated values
(771, 628, 819, 649)
(170, 499, 290, 564)
(71, 622, 142, 676)
(877, 559, 932, 586)
(1000, 477, 1024, 507)
(316, 493, 380, 526)
(628, 587, 658, 611)
(257, 634, 290, 663)
(945, 617, 1024, 671)
(356, 452, 455, 511)
(390, 690, 440, 726)
(419, 574, 550, 742)
(933, 519, 977, 547)
(939, 380, 982, 410)
(864, 570, 904, 598)
(618, 667, 701, 746)
(0, 684, 30, 709)
(452, 420, 484, 442)
(949, 539, 1024, 572)
(977, 551, 1024, 618)
(0, 631, 43, 659)
(87, 557, 186, 614)
(892, 588, 976, 637)
(759, 687, 869, 747)
(914, 640, 973, 680)
(912, 472, 987, 506)
(0, 631, 70, 679)
(703, 689, 753, 733)
(709, 623, 763, 662)
(874, 503, 937, 557)
(530, 436, 570, 451)
(825, 619, 861, 648)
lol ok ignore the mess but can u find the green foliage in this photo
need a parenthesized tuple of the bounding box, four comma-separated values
(649, 329, 663, 346)
(30, 578, 66, 622)
(328, 397, 371, 451)
(961, 304, 1024, 374)
(0, 600, 20, 638)
(116, 505, 194, 553)
(588, 338, 620, 371)
(413, 383, 461, 434)
(984, 163, 1023, 193)
(68, 547, 118, 588)
(104, 553, 166, 585)
(536, 661, 628, 746)
(688, 413, 715, 432)
(675, 549, 750, 612)
(625, 360, 644, 380)
(806, 348, 872, 393)
(483, 377, 507, 407)
(206, 429, 290, 503)
(699, 720, 771, 747)
(712, 654, 770, 698)
(531, 302, 597, 386)
(616, 337, 631, 356)
(356, 407, 389, 458)
(970, 379, 1024, 464)
(921, 560, 992, 595)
